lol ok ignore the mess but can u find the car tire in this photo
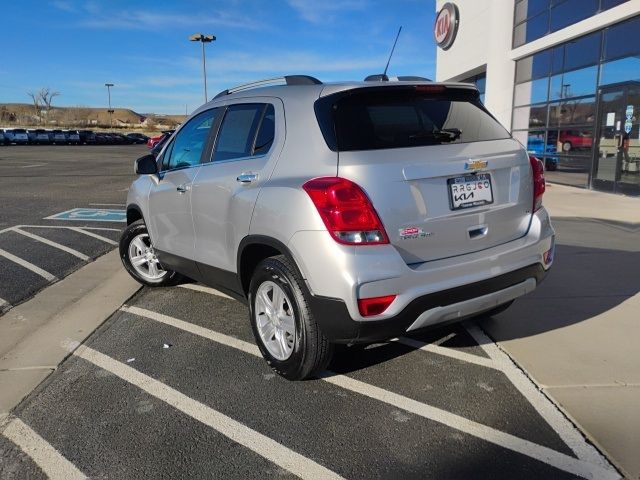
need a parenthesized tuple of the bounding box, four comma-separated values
(562, 141, 572, 152)
(248, 255, 334, 381)
(545, 160, 558, 171)
(119, 220, 184, 287)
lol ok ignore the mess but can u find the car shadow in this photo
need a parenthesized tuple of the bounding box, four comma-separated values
(328, 216, 640, 376)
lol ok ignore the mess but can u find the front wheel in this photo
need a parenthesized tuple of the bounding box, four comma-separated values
(119, 220, 183, 287)
(249, 255, 333, 380)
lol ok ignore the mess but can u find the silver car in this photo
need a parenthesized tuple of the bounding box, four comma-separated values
(120, 75, 554, 380)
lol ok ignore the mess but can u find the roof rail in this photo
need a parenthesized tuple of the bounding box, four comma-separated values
(213, 75, 322, 99)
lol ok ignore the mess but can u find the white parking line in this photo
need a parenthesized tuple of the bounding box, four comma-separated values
(20, 163, 47, 168)
(0, 225, 121, 235)
(89, 203, 126, 207)
(392, 336, 497, 370)
(1, 418, 86, 480)
(12, 228, 90, 260)
(67, 227, 118, 246)
(122, 305, 619, 480)
(464, 322, 615, 472)
(74, 346, 343, 480)
(0, 248, 57, 281)
(178, 283, 233, 299)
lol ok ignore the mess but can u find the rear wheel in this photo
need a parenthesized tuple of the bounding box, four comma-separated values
(119, 220, 183, 287)
(249, 255, 333, 380)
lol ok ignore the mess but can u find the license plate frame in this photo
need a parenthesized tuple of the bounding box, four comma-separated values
(447, 173, 494, 210)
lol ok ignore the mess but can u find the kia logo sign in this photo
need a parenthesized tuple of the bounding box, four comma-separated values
(434, 2, 459, 50)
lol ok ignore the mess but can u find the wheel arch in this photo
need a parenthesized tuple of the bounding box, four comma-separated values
(126, 204, 144, 225)
(237, 235, 301, 296)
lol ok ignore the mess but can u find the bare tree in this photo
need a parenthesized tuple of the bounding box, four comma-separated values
(27, 91, 42, 124)
(37, 87, 61, 123)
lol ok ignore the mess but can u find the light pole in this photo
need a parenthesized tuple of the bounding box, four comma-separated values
(105, 83, 114, 130)
(189, 33, 216, 103)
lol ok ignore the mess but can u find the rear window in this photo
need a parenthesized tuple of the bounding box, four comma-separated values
(315, 87, 510, 151)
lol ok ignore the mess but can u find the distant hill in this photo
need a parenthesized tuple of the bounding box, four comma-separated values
(0, 103, 186, 129)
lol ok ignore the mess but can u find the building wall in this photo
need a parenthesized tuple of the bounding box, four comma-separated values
(435, 0, 516, 128)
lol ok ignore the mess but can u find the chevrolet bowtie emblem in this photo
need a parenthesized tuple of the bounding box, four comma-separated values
(465, 159, 488, 171)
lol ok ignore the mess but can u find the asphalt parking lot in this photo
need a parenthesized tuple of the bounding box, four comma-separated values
(0, 145, 142, 312)
(0, 277, 619, 479)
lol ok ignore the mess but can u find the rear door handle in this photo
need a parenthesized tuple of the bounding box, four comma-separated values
(176, 184, 191, 194)
(237, 172, 258, 184)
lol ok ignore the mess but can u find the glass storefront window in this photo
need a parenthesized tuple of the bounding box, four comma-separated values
(563, 32, 601, 72)
(604, 15, 640, 61)
(514, 12, 549, 47)
(514, 77, 550, 106)
(548, 97, 596, 126)
(600, 57, 640, 86)
(513, 104, 548, 130)
(549, 65, 598, 100)
(550, 0, 598, 32)
(515, 50, 551, 83)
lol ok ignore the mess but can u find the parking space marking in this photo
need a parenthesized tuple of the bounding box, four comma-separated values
(19, 163, 47, 168)
(88, 203, 126, 207)
(73, 346, 343, 480)
(0, 248, 57, 281)
(392, 336, 497, 370)
(178, 283, 233, 299)
(122, 305, 619, 480)
(67, 227, 118, 246)
(12, 228, 90, 260)
(1, 418, 86, 480)
(464, 323, 615, 471)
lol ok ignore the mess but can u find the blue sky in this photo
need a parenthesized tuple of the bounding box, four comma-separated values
(0, 1, 437, 114)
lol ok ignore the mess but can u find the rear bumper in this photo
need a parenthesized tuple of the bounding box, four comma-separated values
(308, 263, 546, 343)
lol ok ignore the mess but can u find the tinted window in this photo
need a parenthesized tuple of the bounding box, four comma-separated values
(327, 89, 510, 151)
(514, 77, 550, 106)
(548, 97, 596, 126)
(549, 65, 597, 100)
(600, 56, 640, 85)
(162, 108, 217, 170)
(253, 105, 275, 156)
(601, 0, 628, 10)
(550, 0, 598, 32)
(516, 50, 551, 83)
(512, 104, 548, 129)
(214, 104, 264, 161)
(604, 16, 640, 61)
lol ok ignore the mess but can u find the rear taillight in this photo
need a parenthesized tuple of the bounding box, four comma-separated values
(358, 295, 397, 317)
(302, 177, 389, 245)
(529, 155, 545, 212)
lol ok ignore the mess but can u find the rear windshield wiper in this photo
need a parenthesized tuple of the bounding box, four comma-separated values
(409, 128, 462, 142)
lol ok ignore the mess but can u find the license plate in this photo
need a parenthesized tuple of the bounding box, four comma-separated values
(447, 173, 493, 210)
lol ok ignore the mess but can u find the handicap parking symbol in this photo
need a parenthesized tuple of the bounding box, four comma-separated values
(45, 208, 127, 222)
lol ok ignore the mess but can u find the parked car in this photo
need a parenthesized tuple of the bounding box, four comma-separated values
(66, 130, 81, 145)
(27, 129, 52, 145)
(0, 130, 7, 145)
(120, 76, 554, 380)
(126, 133, 149, 144)
(559, 130, 593, 152)
(78, 130, 96, 144)
(50, 130, 68, 144)
(527, 135, 558, 171)
(149, 130, 173, 157)
(147, 130, 174, 148)
(4, 128, 29, 145)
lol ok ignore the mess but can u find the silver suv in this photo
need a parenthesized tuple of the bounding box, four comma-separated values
(120, 75, 554, 380)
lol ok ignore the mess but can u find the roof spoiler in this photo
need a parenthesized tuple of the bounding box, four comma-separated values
(213, 75, 322, 99)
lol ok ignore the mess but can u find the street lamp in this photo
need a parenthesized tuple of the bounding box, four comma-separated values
(189, 33, 216, 103)
(105, 83, 114, 130)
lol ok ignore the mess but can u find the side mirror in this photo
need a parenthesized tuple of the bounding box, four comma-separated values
(135, 154, 158, 175)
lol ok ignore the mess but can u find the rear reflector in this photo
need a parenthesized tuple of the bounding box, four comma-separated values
(529, 155, 546, 212)
(358, 295, 397, 317)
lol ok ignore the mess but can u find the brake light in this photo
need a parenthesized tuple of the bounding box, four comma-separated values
(302, 177, 389, 245)
(529, 155, 545, 212)
(414, 85, 446, 93)
(358, 295, 397, 317)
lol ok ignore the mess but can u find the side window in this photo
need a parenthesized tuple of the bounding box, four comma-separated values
(163, 108, 218, 171)
(214, 104, 265, 162)
(253, 104, 275, 156)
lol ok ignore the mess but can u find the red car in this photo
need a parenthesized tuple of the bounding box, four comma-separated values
(559, 131, 592, 152)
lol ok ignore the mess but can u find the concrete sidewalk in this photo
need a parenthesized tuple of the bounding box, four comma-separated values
(481, 183, 640, 479)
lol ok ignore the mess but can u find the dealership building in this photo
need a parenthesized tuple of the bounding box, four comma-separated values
(435, 0, 640, 195)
